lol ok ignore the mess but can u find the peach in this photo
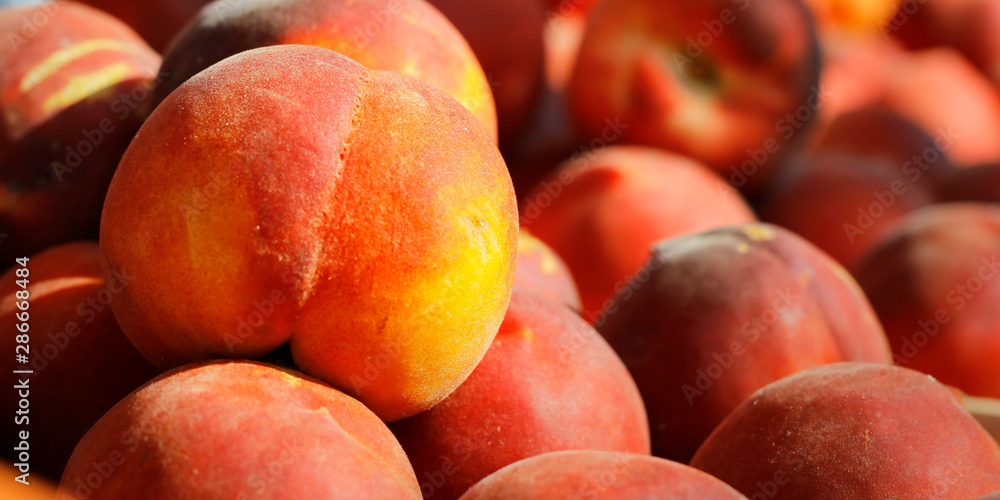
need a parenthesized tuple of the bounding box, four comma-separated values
(877, 48, 1000, 167)
(0, 242, 160, 480)
(567, 0, 821, 191)
(153, 0, 497, 140)
(690, 363, 1000, 498)
(99, 45, 518, 422)
(598, 223, 893, 463)
(854, 203, 1000, 398)
(428, 0, 546, 146)
(0, 1, 160, 264)
(78, 0, 211, 51)
(58, 361, 422, 499)
(758, 108, 946, 268)
(514, 228, 581, 311)
(460, 450, 748, 500)
(521, 146, 756, 320)
(389, 289, 649, 500)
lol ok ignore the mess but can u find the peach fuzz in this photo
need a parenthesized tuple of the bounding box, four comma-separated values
(598, 223, 893, 463)
(514, 228, 581, 311)
(521, 146, 756, 320)
(389, 289, 649, 500)
(58, 361, 422, 499)
(567, 0, 821, 191)
(0, 1, 160, 264)
(153, 0, 497, 141)
(99, 45, 518, 422)
(854, 203, 1000, 398)
(0, 242, 160, 480)
(460, 450, 748, 500)
(690, 363, 1000, 498)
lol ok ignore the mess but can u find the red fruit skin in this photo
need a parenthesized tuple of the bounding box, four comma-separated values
(58, 361, 422, 499)
(153, 0, 498, 140)
(567, 0, 821, 191)
(877, 48, 1000, 167)
(938, 162, 1000, 204)
(522, 146, 756, 320)
(390, 289, 650, 500)
(0, 2, 160, 263)
(759, 108, 947, 268)
(459, 450, 748, 500)
(428, 0, 546, 147)
(78, 0, 212, 51)
(598, 223, 893, 463)
(854, 203, 1000, 398)
(0, 242, 161, 481)
(100, 45, 518, 422)
(515, 228, 582, 311)
(691, 362, 1000, 499)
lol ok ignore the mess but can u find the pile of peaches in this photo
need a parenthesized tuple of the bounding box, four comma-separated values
(2, 0, 1000, 498)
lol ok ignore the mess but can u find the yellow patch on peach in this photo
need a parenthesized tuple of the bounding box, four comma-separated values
(42, 62, 133, 113)
(742, 225, 777, 242)
(20, 38, 146, 92)
(518, 233, 560, 274)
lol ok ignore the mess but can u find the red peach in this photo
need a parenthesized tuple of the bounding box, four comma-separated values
(567, 0, 822, 191)
(460, 450, 748, 500)
(58, 361, 422, 499)
(854, 203, 1000, 398)
(0, 242, 160, 480)
(0, 1, 160, 264)
(390, 289, 649, 500)
(877, 48, 1000, 167)
(598, 223, 893, 463)
(78, 0, 211, 51)
(759, 108, 946, 268)
(521, 146, 756, 320)
(691, 363, 1000, 498)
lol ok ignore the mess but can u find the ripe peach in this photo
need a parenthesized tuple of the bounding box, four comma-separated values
(78, 0, 211, 51)
(389, 289, 649, 500)
(567, 0, 821, 191)
(154, 0, 497, 140)
(690, 363, 1000, 498)
(598, 223, 893, 463)
(878, 48, 1000, 167)
(515, 229, 581, 311)
(460, 450, 748, 500)
(0, 242, 160, 480)
(521, 146, 756, 320)
(99, 45, 518, 422)
(758, 108, 945, 268)
(428, 0, 546, 146)
(0, 1, 160, 264)
(58, 361, 422, 499)
(854, 203, 1000, 398)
